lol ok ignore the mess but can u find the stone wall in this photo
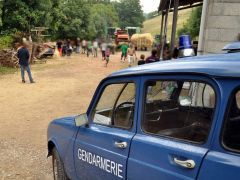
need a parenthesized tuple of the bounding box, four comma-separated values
(203, 0, 240, 54)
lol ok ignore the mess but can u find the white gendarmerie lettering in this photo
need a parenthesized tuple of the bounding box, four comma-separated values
(78, 148, 123, 179)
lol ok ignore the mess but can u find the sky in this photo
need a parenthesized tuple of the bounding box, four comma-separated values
(140, 0, 161, 13)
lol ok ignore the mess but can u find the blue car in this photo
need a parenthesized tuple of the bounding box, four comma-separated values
(47, 53, 240, 180)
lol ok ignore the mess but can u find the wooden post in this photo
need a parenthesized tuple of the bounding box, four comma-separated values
(170, 0, 179, 58)
(160, 0, 172, 60)
(158, 12, 165, 58)
(160, 12, 164, 41)
(160, 9, 169, 59)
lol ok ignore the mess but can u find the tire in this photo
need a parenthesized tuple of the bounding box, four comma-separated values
(52, 147, 69, 180)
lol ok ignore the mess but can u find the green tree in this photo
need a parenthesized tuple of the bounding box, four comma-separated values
(114, 0, 144, 28)
(0, 0, 138, 40)
(53, 0, 91, 39)
(1, 0, 53, 33)
(87, 4, 119, 39)
(177, 7, 202, 39)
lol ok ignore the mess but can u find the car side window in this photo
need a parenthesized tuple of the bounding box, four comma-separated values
(142, 80, 216, 143)
(223, 90, 240, 152)
(92, 82, 135, 129)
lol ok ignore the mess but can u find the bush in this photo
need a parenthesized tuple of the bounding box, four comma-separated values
(0, 35, 14, 50)
(177, 7, 202, 40)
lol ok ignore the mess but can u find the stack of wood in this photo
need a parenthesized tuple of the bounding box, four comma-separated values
(0, 49, 19, 68)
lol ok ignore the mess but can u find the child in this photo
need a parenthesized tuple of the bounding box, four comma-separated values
(105, 47, 111, 67)
(138, 54, 145, 65)
(127, 44, 136, 67)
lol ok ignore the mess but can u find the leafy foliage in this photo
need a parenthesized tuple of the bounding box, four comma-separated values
(53, 0, 90, 39)
(177, 7, 202, 39)
(0, 35, 14, 49)
(87, 4, 119, 39)
(0, 0, 144, 40)
(1, 0, 53, 33)
(113, 0, 144, 28)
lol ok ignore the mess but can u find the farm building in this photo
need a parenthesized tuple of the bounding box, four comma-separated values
(159, 0, 240, 55)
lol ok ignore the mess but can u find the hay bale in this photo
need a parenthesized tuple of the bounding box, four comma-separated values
(131, 33, 154, 50)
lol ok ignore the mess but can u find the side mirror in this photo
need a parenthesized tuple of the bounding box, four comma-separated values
(179, 96, 192, 106)
(75, 113, 89, 127)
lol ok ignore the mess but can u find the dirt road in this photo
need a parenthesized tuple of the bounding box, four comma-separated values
(0, 51, 147, 179)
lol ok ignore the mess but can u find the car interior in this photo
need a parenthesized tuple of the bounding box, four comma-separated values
(93, 83, 135, 129)
(143, 80, 216, 143)
(93, 80, 216, 143)
(223, 92, 240, 150)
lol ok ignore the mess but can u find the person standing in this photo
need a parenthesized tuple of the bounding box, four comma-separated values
(101, 41, 107, 60)
(105, 46, 111, 67)
(93, 40, 98, 57)
(127, 44, 137, 67)
(56, 40, 63, 56)
(62, 40, 67, 57)
(87, 40, 93, 57)
(66, 39, 73, 56)
(16, 42, 35, 83)
(121, 43, 128, 62)
(76, 38, 81, 53)
(82, 39, 87, 54)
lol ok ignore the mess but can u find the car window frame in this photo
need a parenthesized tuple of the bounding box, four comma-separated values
(140, 75, 218, 145)
(221, 86, 240, 154)
(89, 78, 137, 131)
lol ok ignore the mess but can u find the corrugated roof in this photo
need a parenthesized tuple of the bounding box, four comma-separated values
(159, 0, 203, 11)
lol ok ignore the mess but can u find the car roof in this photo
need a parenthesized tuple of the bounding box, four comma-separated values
(109, 53, 240, 78)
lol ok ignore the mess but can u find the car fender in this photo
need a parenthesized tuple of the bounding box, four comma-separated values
(47, 116, 79, 179)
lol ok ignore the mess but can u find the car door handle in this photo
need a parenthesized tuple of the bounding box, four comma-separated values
(173, 158, 196, 169)
(114, 142, 127, 149)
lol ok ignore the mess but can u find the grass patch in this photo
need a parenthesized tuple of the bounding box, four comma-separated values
(142, 8, 192, 40)
(0, 66, 17, 75)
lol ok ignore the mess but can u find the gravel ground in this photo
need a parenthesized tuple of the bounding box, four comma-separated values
(0, 51, 149, 179)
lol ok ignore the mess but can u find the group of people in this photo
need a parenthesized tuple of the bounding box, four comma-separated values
(81, 39, 99, 58)
(137, 49, 159, 66)
(120, 42, 160, 67)
(56, 39, 73, 57)
(120, 43, 136, 67)
(15, 38, 162, 84)
(56, 38, 113, 67)
(81, 39, 112, 67)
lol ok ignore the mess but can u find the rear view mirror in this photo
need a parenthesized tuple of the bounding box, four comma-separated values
(75, 113, 89, 127)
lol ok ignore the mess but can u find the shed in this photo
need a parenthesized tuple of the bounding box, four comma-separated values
(158, 0, 203, 58)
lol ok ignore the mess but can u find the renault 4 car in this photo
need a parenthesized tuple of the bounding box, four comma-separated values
(47, 52, 240, 180)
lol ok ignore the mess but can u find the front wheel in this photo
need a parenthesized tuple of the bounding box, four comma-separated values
(52, 147, 69, 180)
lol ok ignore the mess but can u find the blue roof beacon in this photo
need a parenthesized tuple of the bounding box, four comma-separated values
(178, 34, 195, 58)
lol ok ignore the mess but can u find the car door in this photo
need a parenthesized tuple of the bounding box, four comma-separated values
(198, 79, 240, 180)
(74, 77, 139, 180)
(127, 75, 219, 180)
